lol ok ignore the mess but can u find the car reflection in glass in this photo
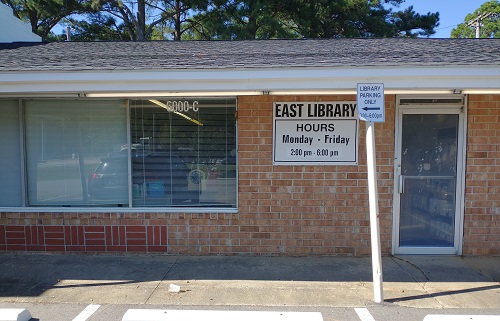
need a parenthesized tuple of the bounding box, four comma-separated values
(88, 152, 200, 205)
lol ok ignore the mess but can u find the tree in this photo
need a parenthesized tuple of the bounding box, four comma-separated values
(187, 0, 298, 40)
(277, 0, 439, 38)
(1, 0, 90, 40)
(186, 0, 439, 40)
(390, 5, 440, 37)
(7, 0, 438, 41)
(63, 13, 130, 41)
(451, 0, 500, 38)
(88, 0, 210, 41)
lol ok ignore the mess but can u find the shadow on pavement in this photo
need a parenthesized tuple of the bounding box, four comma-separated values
(0, 253, 497, 298)
(386, 284, 500, 303)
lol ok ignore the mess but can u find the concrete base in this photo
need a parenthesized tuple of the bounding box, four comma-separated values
(122, 310, 323, 321)
(0, 309, 32, 321)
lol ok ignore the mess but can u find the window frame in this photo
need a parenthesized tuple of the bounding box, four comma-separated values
(0, 97, 238, 213)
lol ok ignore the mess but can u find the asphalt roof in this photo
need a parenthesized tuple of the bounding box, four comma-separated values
(0, 38, 499, 72)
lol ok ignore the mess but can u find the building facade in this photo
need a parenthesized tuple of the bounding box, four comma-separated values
(0, 39, 499, 256)
(0, 2, 41, 43)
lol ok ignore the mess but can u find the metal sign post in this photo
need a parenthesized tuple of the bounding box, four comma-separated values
(366, 121, 383, 303)
(357, 83, 384, 303)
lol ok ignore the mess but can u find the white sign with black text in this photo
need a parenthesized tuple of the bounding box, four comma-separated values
(273, 101, 359, 165)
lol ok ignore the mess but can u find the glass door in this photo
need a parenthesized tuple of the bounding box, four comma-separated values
(393, 105, 465, 255)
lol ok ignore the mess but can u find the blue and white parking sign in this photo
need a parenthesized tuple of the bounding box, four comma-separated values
(357, 83, 385, 122)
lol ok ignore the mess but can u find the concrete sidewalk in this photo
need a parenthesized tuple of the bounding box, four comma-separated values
(0, 253, 498, 309)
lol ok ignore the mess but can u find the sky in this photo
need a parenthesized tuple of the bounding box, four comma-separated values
(399, 0, 485, 38)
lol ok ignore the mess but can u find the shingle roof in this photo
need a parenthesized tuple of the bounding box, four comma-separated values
(0, 38, 499, 72)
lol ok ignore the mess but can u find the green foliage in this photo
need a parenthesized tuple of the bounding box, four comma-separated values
(63, 14, 130, 41)
(187, 0, 299, 40)
(187, 0, 438, 39)
(2, 0, 440, 41)
(86, 0, 210, 40)
(278, 0, 438, 38)
(451, 0, 500, 38)
(391, 5, 439, 37)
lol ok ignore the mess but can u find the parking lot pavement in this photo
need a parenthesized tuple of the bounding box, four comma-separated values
(0, 253, 498, 313)
(1, 304, 500, 321)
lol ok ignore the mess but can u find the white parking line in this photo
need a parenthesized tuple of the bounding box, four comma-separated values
(424, 316, 500, 321)
(72, 304, 101, 321)
(354, 308, 376, 321)
(122, 310, 323, 321)
(0, 309, 32, 321)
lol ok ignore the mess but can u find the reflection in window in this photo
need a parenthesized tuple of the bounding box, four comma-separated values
(16, 98, 236, 209)
(401, 114, 458, 176)
(130, 99, 237, 207)
(25, 100, 127, 206)
(399, 114, 459, 247)
(0, 100, 22, 206)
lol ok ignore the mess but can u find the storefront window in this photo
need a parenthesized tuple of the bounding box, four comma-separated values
(25, 100, 128, 206)
(130, 98, 236, 207)
(5, 98, 236, 209)
(0, 100, 22, 207)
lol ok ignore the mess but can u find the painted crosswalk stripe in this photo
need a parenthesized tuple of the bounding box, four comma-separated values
(72, 304, 101, 321)
(355, 308, 376, 321)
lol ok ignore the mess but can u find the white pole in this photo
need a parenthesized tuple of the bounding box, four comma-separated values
(366, 121, 384, 303)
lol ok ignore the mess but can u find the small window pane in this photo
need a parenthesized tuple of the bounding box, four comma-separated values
(130, 98, 237, 207)
(25, 100, 128, 206)
(0, 100, 22, 206)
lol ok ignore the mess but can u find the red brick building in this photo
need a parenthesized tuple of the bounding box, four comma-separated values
(0, 39, 499, 256)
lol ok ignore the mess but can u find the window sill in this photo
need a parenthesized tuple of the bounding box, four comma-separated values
(0, 206, 238, 214)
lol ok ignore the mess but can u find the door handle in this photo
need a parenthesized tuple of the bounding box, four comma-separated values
(398, 175, 405, 194)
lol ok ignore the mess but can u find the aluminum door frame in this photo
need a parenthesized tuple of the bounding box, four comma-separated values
(392, 96, 467, 255)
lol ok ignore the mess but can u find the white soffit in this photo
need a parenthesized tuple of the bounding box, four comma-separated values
(0, 66, 499, 95)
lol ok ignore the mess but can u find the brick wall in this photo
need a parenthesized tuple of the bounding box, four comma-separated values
(463, 94, 500, 255)
(3, 94, 500, 256)
(0, 213, 238, 253)
(1, 94, 396, 256)
(237, 95, 395, 256)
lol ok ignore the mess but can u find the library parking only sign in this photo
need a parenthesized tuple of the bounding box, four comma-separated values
(273, 101, 359, 165)
(357, 83, 385, 122)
